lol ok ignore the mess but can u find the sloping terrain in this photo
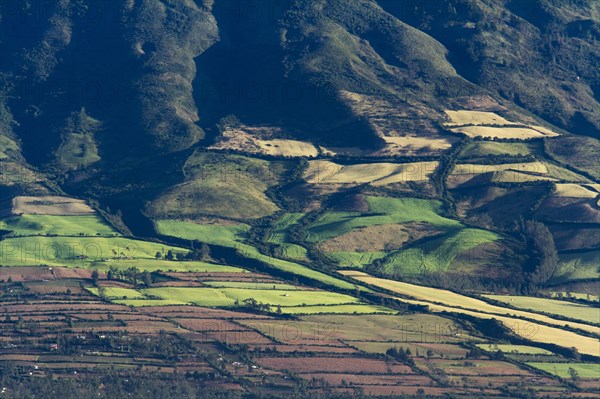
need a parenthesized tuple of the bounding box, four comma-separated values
(0, 1, 599, 397)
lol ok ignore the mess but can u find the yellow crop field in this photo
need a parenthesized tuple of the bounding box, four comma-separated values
(490, 171, 556, 183)
(381, 136, 455, 151)
(321, 136, 456, 157)
(554, 184, 600, 198)
(209, 126, 320, 157)
(10, 196, 95, 216)
(444, 110, 517, 126)
(304, 161, 438, 185)
(340, 271, 600, 356)
(453, 162, 548, 175)
(256, 139, 320, 157)
(451, 126, 558, 139)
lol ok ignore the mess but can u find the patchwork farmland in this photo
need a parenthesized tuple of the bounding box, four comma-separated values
(1, 127, 599, 397)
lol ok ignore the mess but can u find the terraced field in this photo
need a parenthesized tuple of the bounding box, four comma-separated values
(527, 363, 600, 379)
(0, 235, 186, 267)
(553, 184, 600, 198)
(483, 295, 600, 325)
(306, 196, 500, 275)
(451, 126, 558, 139)
(460, 141, 535, 158)
(156, 219, 361, 290)
(444, 110, 518, 126)
(444, 110, 559, 139)
(304, 160, 438, 186)
(144, 287, 360, 308)
(475, 344, 554, 355)
(87, 276, 378, 315)
(8, 196, 95, 216)
(208, 126, 321, 157)
(341, 271, 600, 356)
(306, 197, 460, 243)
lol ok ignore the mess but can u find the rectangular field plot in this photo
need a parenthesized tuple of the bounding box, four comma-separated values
(87, 287, 144, 299)
(527, 363, 600, 379)
(475, 344, 554, 355)
(301, 373, 432, 386)
(0, 214, 118, 237)
(256, 356, 414, 374)
(280, 304, 394, 315)
(416, 359, 533, 376)
(144, 287, 360, 308)
(251, 344, 359, 354)
(93, 260, 246, 273)
(351, 342, 469, 359)
(0, 236, 187, 266)
(156, 220, 249, 247)
(483, 295, 600, 325)
(138, 305, 272, 320)
(202, 281, 303, 290)
(242, 314, 475, 345)
(304, 160, 438, 186)
(444, 110, 517, 126)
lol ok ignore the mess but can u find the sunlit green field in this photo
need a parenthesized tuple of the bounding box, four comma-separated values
(307, 197, 460, 242)
(553, 251, 600, 282)
(87, 287, 145, 299)
(145, 287, 360, 307)
(527, 362, 600, 379)
(328, 251, 387, 268)
(202, 281, 302, 290)
(156, 220, 360, 290)
(89, 259, 244, 273)
(0, 236, 186, 267)
(483, 295, 600, 325)
(0, 214, 118, 237)
(267, 213, 305, 244)
(380, 228, 500, 274)
(475, 344, 554, 355)
(460, 141, 534, 158)
(156, 220, 249, 247)
(115, 299, 188, 307)
(280, 304, 394, 315)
